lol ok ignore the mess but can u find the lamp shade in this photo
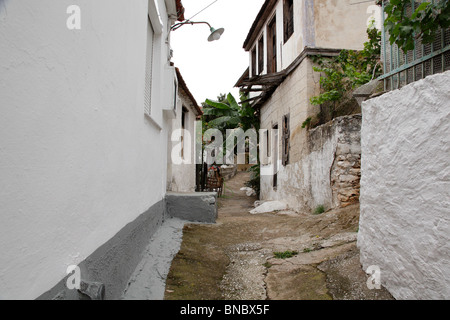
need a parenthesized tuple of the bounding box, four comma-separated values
(208, 27, 224, 42)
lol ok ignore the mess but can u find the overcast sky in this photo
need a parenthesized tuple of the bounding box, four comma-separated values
(171, 0, 266, 105)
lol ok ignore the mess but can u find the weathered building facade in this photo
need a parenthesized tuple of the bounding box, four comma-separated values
(237, 0, 379, 212)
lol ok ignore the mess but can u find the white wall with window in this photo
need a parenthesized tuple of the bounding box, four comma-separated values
(0, 0, 180, 299)
(167, 69, 202, 193)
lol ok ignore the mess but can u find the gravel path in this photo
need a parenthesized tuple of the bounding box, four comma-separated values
(163, 172, 394, 300)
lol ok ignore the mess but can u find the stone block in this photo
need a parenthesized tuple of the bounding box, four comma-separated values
(165, 192, 218, 223)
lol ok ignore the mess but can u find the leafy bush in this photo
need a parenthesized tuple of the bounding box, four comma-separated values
(308, 23, 381, 124)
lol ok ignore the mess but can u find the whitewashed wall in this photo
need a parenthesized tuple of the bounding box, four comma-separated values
(0, 0, 175, 299)
(167, 89, 198, 193)
(358, 71, 450, 299)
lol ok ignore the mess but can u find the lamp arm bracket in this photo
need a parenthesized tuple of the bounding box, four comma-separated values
(170, 20, 212, 32)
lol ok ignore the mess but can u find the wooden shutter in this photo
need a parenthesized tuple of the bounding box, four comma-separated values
(267, 17, 277, 74)
(282, 114, 290, 166)
(251, 48, 257, 77)
(258, 36, 264, 74)
(273, 123, 279, 188)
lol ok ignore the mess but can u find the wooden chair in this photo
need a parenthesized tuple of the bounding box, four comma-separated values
(206, 167, 223, 197)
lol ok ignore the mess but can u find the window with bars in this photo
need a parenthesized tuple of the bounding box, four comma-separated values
(284, 0, 294, 43)
(380, 1, 450, 91)
(144, 17, 154, 116)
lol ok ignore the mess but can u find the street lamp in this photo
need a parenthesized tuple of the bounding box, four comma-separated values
(170, 20, 225, 42)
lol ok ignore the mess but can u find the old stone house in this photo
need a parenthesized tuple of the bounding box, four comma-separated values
(235, 0, 379, 213)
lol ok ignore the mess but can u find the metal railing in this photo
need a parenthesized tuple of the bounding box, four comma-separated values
(379, 0, 450, 91)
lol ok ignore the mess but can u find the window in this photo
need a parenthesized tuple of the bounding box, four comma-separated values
(144, 16, 154, 116)
(282, 114, 290, 166)
(173, 79, 178, 110)
(272, 123, 279, 189)
(181, 107, 187, 130)
(251, 48, 257, 77)
(258, 36, 264, 74)
(181, 107, 188, 159)
(283, 0, 294, 43)
(267, 16, 277, 74)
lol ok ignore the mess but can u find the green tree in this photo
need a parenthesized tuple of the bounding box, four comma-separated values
(203, 92, 261, 197)
(203, 92, 259, 132)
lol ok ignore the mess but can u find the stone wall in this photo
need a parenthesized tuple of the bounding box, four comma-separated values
(261, 114, 362, 213)
(357, 71, 450, 299)
(309, 115, 362, 211)
(329, 117, 362, 208)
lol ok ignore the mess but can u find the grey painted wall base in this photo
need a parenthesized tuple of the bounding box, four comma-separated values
(165, 192, 218, 223)
(37, 200, 165, 300)
(37, 192, 218, 300)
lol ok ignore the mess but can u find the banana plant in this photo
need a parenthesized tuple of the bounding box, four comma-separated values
(203, 92, 259, 132)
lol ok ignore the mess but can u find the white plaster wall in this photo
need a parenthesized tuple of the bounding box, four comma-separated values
(313, 0, 372, 51)
(167, 90, 198, 193)
(0, 0, 174, 299)
(358, 71, 450, 299)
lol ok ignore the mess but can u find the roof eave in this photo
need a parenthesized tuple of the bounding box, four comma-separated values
(175, 67, 203, 116)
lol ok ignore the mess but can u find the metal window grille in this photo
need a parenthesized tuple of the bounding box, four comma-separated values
(380, 0, 450, 91)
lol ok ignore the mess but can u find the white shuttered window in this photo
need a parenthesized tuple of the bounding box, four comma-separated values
(144, 17, 154, 115)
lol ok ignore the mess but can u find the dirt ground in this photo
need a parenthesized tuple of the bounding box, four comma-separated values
(164, 172, 394, 300)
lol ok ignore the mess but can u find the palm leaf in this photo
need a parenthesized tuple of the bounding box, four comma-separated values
(207, 116, 240, 128)
(204, 99, 232, 110)
(227, 93, 240, 111)
(203, 107, 235, 117)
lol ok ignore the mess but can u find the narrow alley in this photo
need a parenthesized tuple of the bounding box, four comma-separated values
(164, 172, 393, 300)
(1, 0, 448, 302)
